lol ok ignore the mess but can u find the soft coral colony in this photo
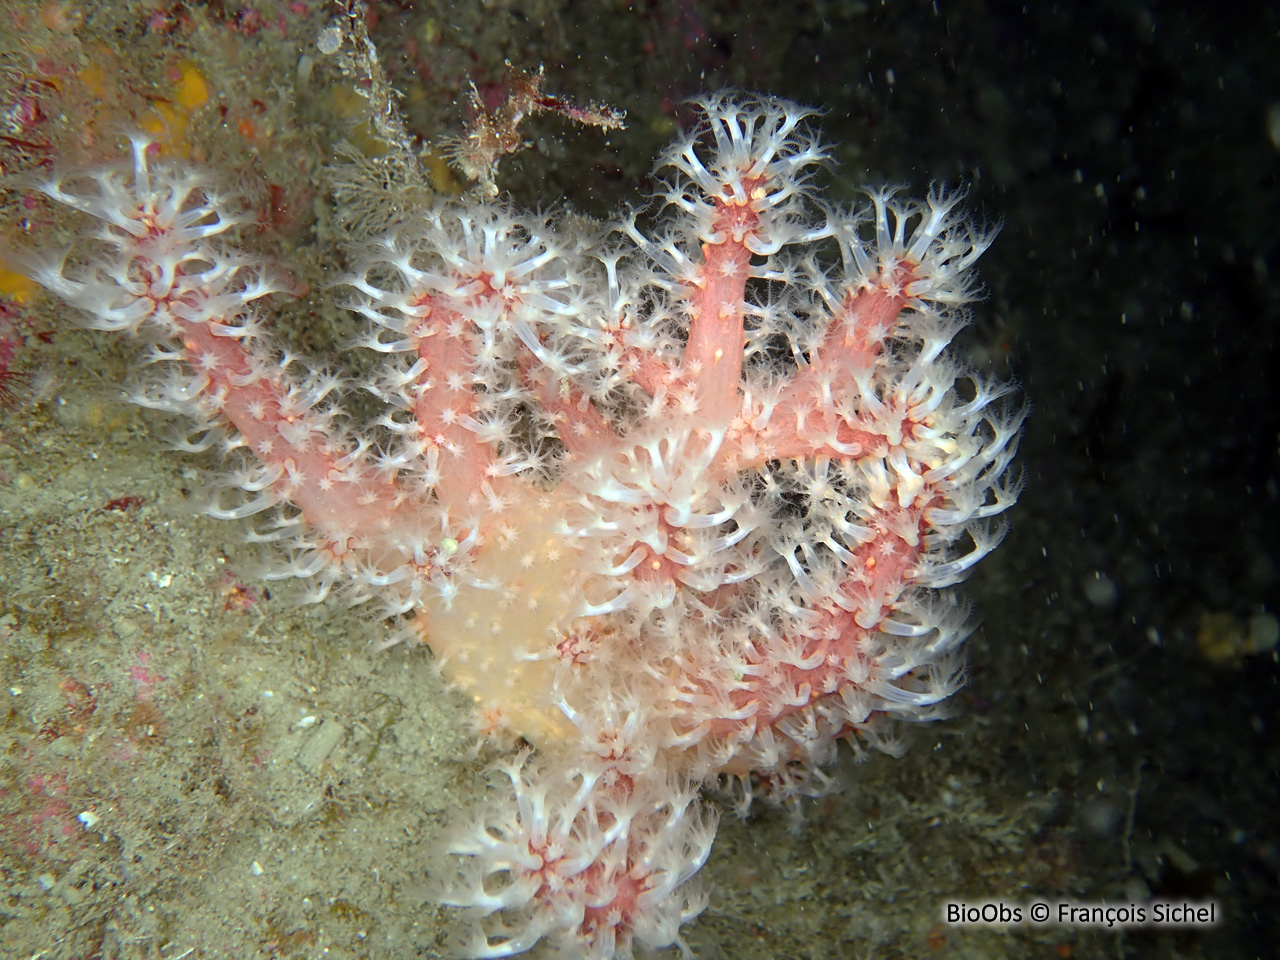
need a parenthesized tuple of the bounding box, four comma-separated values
(20, 90, 1023, 957)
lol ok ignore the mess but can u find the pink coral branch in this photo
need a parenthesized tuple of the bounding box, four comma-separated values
(20, 93, 1022, 960)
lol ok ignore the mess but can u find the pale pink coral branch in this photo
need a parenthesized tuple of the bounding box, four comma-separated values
(19, 92, 1022, 959)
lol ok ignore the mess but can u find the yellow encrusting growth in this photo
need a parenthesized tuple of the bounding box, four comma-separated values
(78, 63, 108, 99)
(141, 61, 212, 158)
(174, 61, 210, 113)
(0, 266, 38, 304)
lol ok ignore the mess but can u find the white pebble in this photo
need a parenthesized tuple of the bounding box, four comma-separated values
(316, 24, 342, 55)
